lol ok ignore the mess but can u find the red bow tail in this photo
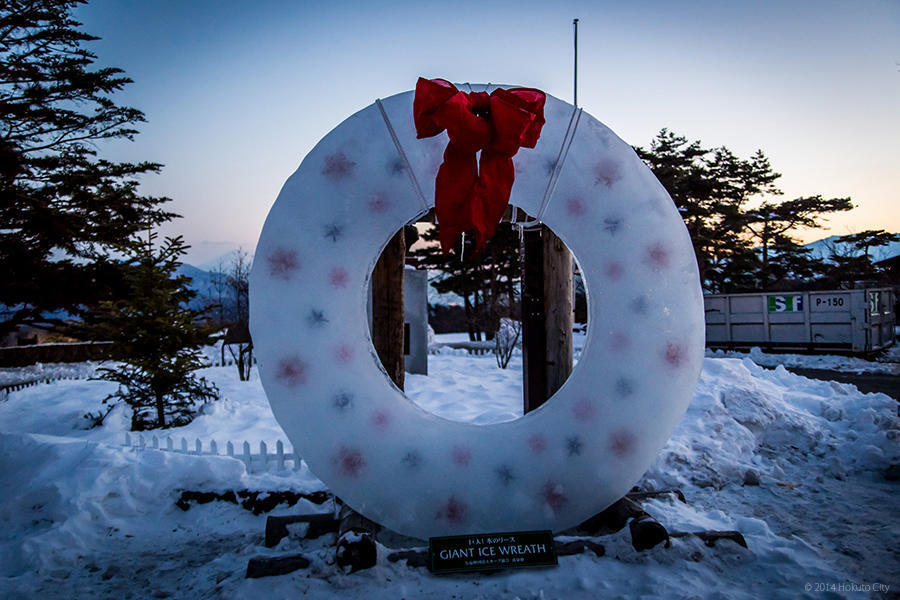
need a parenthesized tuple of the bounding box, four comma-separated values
(413, 78, 545, 254)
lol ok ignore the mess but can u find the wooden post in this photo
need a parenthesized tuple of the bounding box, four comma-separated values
(521, 227, 547, 413)
(372, 228, 405, 389)
(543, 227, 573, 399)
(522, 226, 573, 413)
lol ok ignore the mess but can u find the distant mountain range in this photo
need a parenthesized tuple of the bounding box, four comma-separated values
(176, 263, 220, 310)
(800, 234, 900, 263)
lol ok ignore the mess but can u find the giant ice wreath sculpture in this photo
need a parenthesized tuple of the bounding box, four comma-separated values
(249, 80, 704, 540)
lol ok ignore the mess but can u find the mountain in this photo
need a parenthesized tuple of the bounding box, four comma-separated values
(802, 234, 900, 263)
(177, 263, 221, 311)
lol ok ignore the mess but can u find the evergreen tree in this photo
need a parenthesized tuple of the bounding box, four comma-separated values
(825, 230, 899, 285)
(834, 230, 899, 262)
(90, 232, 218, 430)
(1, 0, 175, 333)
(743, 195, 852, 288)
(636, 129, 852, 292)
(412, 222, 521, 341)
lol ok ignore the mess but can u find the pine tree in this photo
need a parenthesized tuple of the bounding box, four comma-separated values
(411, 222, 521, 341)
(825, 230, 899, 286)
(1, 0, 176, 334)
(834, 230, 899, 262)
(636, 129, 852, 292)
(743, 195, 853, 289)
(90, 232, 218, 430)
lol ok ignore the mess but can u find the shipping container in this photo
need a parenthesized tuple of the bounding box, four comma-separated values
(704, 287, 896, 354)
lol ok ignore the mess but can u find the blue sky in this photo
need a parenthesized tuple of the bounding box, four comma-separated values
(75, 0, 900, 266)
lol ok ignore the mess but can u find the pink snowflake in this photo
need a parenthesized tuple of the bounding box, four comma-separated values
(528, 434, 547, 453)
(594, 158, 622, 187)
(268, 248, 298, 280)
(605, 262, 624, 281)
(335, 447, 365, 477)
(665, 343, 684, 367)
(368, 194, 389, 214)
(541, 482, 568, 512)
(438, 496, 468, 524)
(610, 331, 629, 351)
(329, 267, 349, 288)
(276, 357, 307, 387)
(335, 344, 355, 364)
(572, 397, 594, 421)
(646, 243, 670, 270)
(371, 410, 390, 431)
(566, 197, 585, 216)
(451, 445, 471, 467)
(610, 429, 636, 458)
(322, 151, 355, 180)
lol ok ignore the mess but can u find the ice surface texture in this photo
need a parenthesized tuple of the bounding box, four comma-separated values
(249, 85, 705, 540)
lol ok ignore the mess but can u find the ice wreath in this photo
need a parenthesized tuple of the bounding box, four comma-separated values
(250, 84, 704, 540)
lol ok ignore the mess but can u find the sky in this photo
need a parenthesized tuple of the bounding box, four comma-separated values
(74, 0, 900, 267)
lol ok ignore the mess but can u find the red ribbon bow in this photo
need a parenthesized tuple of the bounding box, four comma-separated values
(413, 77, 546, 254)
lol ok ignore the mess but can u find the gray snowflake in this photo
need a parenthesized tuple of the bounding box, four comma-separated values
(332, 392, 353, 411)
(495, 465, 515, 486)
(630, 296, 650, 314)
(566, 436, 583, 457)
(388, 158, 406, 176)
(615, 377, 635, 397)
(544, 158, 558, 176)
(602, 217, 622, 234)
(324, 224, 343, 242)
(307, 309, 329, 327)
(401, 451, 421, 469)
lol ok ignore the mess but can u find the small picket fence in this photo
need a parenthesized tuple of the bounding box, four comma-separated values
(0, 373, 86, 398)
(123, 433, 301, 473)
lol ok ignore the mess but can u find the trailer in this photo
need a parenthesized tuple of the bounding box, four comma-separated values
(704, 287, 896, 354)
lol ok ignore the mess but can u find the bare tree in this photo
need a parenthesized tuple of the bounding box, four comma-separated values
(221, 249, 253, 380)
(494, 318, 521, 369)
(228, 249, 252, 325)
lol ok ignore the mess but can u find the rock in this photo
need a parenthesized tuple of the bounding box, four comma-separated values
(336, 502, 378, 572)
(567, 497, 646, 536)
(336, 532, 377, 572)
(555, 539, 605, 557)
(742, 469, 761, 486)
(671, 530, 748, 549)
(264, 513, 339, 547)
(245, 554, 310, 578)
(387, 550, 428, 568)
(629, 515, 669, 551)
(885, 464, 900, 481)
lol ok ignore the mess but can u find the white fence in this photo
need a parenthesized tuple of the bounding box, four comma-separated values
(123, 433, 301, 473)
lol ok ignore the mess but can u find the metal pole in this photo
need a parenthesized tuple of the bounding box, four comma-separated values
(573, 18, 579, 107)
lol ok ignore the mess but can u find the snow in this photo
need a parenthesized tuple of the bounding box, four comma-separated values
(0, 343, 897, 598)
(706, 345, 900, 375)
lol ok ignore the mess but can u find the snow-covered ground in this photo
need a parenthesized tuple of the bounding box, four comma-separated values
(707, 344, 900, 375)
(0, 341, 898, 599)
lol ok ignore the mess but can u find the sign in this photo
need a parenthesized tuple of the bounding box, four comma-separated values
(768, 295, 803, 312)
(429, 530, 558, 574)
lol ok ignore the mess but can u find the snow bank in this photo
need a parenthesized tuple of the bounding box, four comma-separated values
(646, 358, 899, 491)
